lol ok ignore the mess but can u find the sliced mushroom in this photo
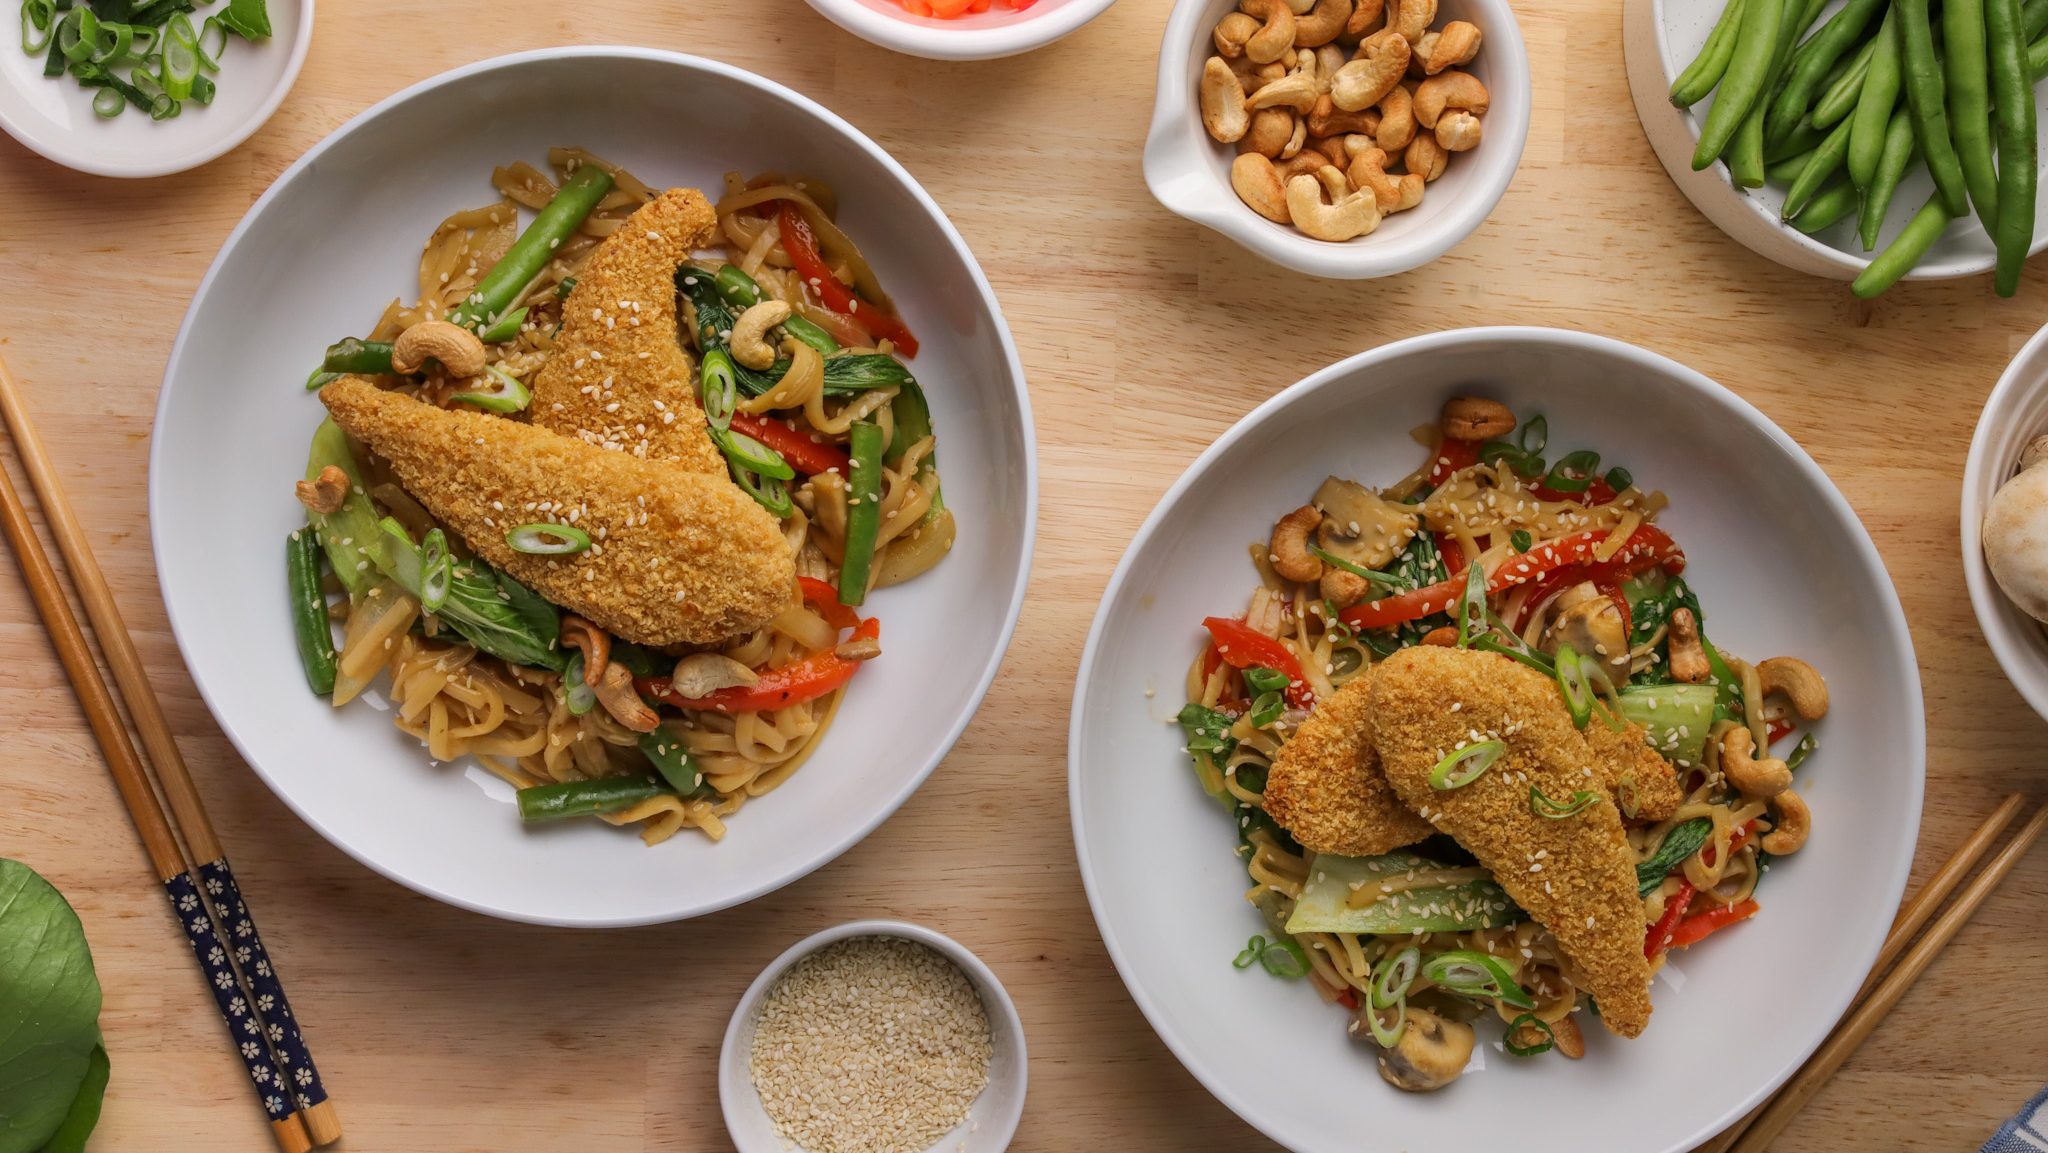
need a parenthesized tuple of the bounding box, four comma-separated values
(1544, 582, 1629, 679)
(1367, 1007, 1474, 1092)
(1311, 476, 1419, 571)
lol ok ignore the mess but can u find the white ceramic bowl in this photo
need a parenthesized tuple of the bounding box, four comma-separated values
(0, 0, 311, 178)
(801, 0, 1118, 60)
(1144, 0, 1530, 278)
(719, 920, 1028, 1153)
(1070, 327, 1923, 1153)
(1964, 323, 2048, 722)
(150, 48, 1037, 927)
(1624, 0, 2048, 281)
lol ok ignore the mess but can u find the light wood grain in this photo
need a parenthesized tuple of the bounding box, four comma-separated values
(0, 1, 2044, 1150)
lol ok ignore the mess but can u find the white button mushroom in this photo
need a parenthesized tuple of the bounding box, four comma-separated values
(1983, 434, 2048, 622)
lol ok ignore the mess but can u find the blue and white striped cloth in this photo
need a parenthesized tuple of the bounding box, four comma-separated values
(1982, 1085, 2048, 1153)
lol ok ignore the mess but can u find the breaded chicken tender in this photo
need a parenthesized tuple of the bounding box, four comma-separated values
(1369, 646, 1655, 1038)
(530, 188, 726, 476)
(1263, 669, 1435, 857)
(321, 377, 793, 646)
(1581, 718, 1684, 823)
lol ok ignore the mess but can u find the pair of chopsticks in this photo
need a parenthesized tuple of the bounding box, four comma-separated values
(0, 354, 340, 1152)
(1700, 793, 2046, 1153)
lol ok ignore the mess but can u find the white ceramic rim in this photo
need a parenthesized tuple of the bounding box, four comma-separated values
(1962, 322, 2048, 721)
(147, 46, 1039, 926)
(1142, 0, 1531, 279)
(1067, 325, 1923, 1153)
(0, 0, 314, 179)
(717, 919, 1029, 1150)
(800, 0, 1118, 60)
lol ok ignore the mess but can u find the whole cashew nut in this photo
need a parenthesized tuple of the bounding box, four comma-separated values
(594, 663, 661, 733)
(1436, 109, 1484, 151)
(668, 652, 760, 697)
(390, 319, 488, 378)
(1343, 0, 1385, 38)
(729, 299, 791, 370)
(1294, 0, 1354, 47)
(1758, 656, 1829, 720)
(1322, 567, 1371, 607)
(1239, 107, 1297, 157)
(1333, 30, 1409, 110)
(1760, 789, 1810, 855)
(560, 614, 612, 685)
(1666, 607, 1711, 683)
(1214, 11, 1259, 57)
(1405, 133, 1450, 181)
(1385, 0, 1436, 43)
(1270, 505, 1326, 582)
(1719, 727, 1793, 799)
(1440, 395, 1515, 440)
(1427, 20, 1482, 73)
(1277, 149, 1335, 181)
(1414, 69, 1490, 128)
(1345, 146, 1423, 213)
(295, 465, 349, 515)
(1315, 43, 1350, 88)
(1250, 72, 1321, 112)
(1228, 54, 1287, 96)
(1240, 0, 1298, 64)
(1375, 84, 1417, 150)
(1286, 166, 1382, 241)
(1309, 93, 1380, 137)
(1408, 31, 1439, 78)
(1231, 153, 1293, 223)
(1201, 57, 1252, 142)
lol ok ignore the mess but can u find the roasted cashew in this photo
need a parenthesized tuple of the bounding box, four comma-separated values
(1422, 626, 1458, 646)
(1666, 607, 1710, 684)
(1427, 20, 1482, 73)
(594, 663, 660, 733)
(1231, 153, 1293, 223)
(1375, 84, 1416, 150)
(1240, 0, 1298, 64)
(1240, 107, 1297, 157)
(1415, 69, 1490, 128)
(1343, 0, 1385, 38)
(1315, 42, 1349, 88)
(1760, 789, 1810, 855)
(1435, 109, 1484, 151)
(1346, 146, 1423, 213)
(729, 300, 791, 370)
(1214, 11, 1259, 56)
(560, 614, 612, 685)
(1405, 133, 1449, 181)
(1407, 31, 1439, 78)
(1759, 656, 1829, 720)
(1280, 115, 1310, 159)
(1250, 72, 1321, 112)
(1276, 149, 1335, 182)
(1294, 0, 1354, 47)
(1551, 1014, 1586, 1060)
(1201, 57, 1252, 142)
(295, 465, 348, 515)
(1286, 166, 1382, 240)
(1720, 727, 1792, 799)
(1309, 93, 1380, 136)
(1269, 505, 1326, 582)
(1228, 54, 1287, 96)
(1333, 30, 1409, 110)
(390, 319, 487, 378)
(1321, 567, 1370, 607)
(668, 652, 759, 697)
(1440, 395, 1514, 440)
(1385, 0, 1436, 43)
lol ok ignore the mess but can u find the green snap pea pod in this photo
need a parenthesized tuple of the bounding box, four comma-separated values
(1897, 0, 1969, 215)
(1782, 114, 1854, 217)
(1945, 0, 2000, 232)
(516, 777, 672, 822)
(1849, 8, 1904, 188)
(710, 264, 842, 356)
(1767, 0, 1889, 144)
(1767, 148, 1818, 183)
(1853, 194, 1953, 296)
(1811, 36, 1879, 126)
(639, 729, 713, 798)
(1672, 0, 1750, 106)
(1693, 0, 1786, 169)
(287, 525, 337, 696)
(837, 421, 887, 607)
(1791, 176, 1862, 231)
(304, 419, 383, 596)
(1988, 0, 2036, 296)
(449, 164, 613, 330)
(1766, 119, 1829, 161)
(1859, 107, 1920, 248)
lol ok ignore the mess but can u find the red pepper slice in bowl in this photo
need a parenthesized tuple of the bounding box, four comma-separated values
(1343, 525, 1685, 633)
(730, 412, 853, 477)
(1201, 617, 1313, 708)
(641, 616, 879, 714)
(777, 203, 920, 356)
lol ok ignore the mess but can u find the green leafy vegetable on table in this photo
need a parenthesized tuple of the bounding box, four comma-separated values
(0, 859, 108, 1153)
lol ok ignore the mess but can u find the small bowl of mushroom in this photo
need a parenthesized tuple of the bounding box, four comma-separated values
(1964, 324, 2048, 724)
(1144, 0, 1529, 278)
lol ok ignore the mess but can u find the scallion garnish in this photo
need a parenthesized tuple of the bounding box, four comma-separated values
(1478, 440, 1545, 478)
(1452, 558, 1487, 648)
(1786, 732, 1817, 773)
(1616, 774, 1641, 820)
(1364, 1000, 1407, 1048)
(1428, 739, 1505, 791)
(1243, 666, 1291, 695)
(1370, 946, 1420, 1010)
(1260, 936, 1308, 979)
(1233, 935, 1264, 969)
(1510, 529, 1532, 553)
(1542, 449, 1602, 494)
(1306, 543, 1406, 589)
(1530, 785, 1599, 820)
(1248, 691, 1285, 729)
(1503, 1013, 1556, 1056)
(732, 467, 793, 518)
(28, 0, 270, 120)
(563, 651, 596, 716)
(1420, 949, 1536, 1009)
(449, 365, 530, 414)
(1555, 644, 1594, 729)
(1604, 465, 1633, 492)
(418, 528, 452, 613)
(1473, 634, 1556, 675)
(1519, 414, 1547, 454)
(504, 523, 592, 556)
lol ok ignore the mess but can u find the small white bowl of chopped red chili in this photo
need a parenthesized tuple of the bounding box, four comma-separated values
(719, 920, 1028, 1153)
(799, 0, 1118, 61)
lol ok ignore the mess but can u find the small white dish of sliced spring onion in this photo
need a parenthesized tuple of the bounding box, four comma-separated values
(0, 0, 308, 177)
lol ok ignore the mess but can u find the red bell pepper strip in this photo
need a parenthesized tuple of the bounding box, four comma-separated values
(1767, 719, 1796, 747)
(798, 576, 860, 632)
(1202, 617, 1313, 707)
(1664, 899, 1760, 950)
(1428, 437, 1481, 487)
(1343, 525, 1686, 632)
(1644, 878, 1697, 958)
(777, 204, 920, 356)
(1437, 532, 1468, 578)
(640, 616, 878, 713)
(729, 412, 852, 477)
(1335, 986, 1361, 1011)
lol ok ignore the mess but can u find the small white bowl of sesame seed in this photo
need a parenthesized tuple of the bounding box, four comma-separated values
(720, 920, 1027, 1153)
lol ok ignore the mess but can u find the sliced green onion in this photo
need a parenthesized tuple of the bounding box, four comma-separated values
(189, 70, 213, 104)
(1248, 690, 1284, 729)
(1307, 543, 1406, 589)
(22, 0, 57, 54)
(563, 652, 596, 716)
(196, 15, 226, 69)
(1519, 414, 1547, 454)
(1429, 739, 1505, 791)
(1556, 644, 1594, 729)
(1473, 634, 1556, 675)
(1542, 449, 1602, 494)
(505, 523, 592, 556)
(1243, 666, 1291, 695)
(1510, 529, 1533, 553)
(57, 8, 94, 62)
(1453, 558, 1487, 647)
(1259, 936, 1309, 979)
(160, 34, 196, 100)
(1420, 949, 1536, 1009)
(1370, 946, 1420, 1009)
(699, 347, 738, 432)
(449, 365, 530, 414)
(1365, 1000, 1407, 1048)
(554, 276, 577, 299)
(90, 86, 124, 117)
(91, 22, 135, 66)
(1786, 733, 1817, 773)
(1478, 441, 1545, 477)
(1503, 1013, 1556, 1056)
(1604, 466, 1633, 492)
(733, 468, 793, 518)
(1531, 784, 1599, 819)
(711, 426, 794, 480)
(418, 528, 452, 613)
(477, 306, 529, 344)
(1233, 935, 1266, 969)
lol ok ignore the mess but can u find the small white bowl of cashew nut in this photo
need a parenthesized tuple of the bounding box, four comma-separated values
(1144, 0, 1528, 278)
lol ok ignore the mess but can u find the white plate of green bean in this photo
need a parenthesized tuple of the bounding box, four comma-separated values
(1626, 0, 2048, 291)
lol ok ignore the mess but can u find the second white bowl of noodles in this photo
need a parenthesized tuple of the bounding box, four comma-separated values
(1069, 327, 1921, 1153)
(150, 48, 1036, 926)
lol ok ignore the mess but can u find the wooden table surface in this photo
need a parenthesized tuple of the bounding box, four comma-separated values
(1, 0, 2043, 1149)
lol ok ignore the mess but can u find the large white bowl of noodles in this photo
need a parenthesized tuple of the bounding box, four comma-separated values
(1069, 328, 1921, 1153)
(150, 48, 1036, 927)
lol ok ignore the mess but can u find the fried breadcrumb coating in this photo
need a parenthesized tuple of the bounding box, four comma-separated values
(1263, 669, 1436, 857)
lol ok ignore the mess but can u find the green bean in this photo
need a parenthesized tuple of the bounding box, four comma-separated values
(837, 421, 887, 607)
(1860, 107, 1921, 248)
(639, 729, 711, 798)
(2033, 30, 2048, 77)
(449, 164, 613, 330)
(1694, 0, 1786, 168)
(1850, 8, 1904, 188)
(516, 777, 672, 822)
(1988, 0, 2036, 296)
(1767, 148, 1818, 183)
(2029, 0, 2048, 39)
(1812, 36, 1879, 126)
(1766, 118, 1829, 161)
(1791, 176, 1862, 232)
(1853, 194, 1953, 296)
(1782, 114, 1855, 217)
(287, 525, 336, 696)
(1897, 0, 1969, 214)
(1946, 0, 2000, 232)
(1673, 0, 1751, 106)
(1730, 108, 1770, 186)
(1768, 0, 1888, 144)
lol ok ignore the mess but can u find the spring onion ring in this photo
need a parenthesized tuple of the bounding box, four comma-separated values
(1429, 739, 1506, 791)
(1370, 946, 1421, 1009)
(449, 366, 530, 414)
(1420, 950, 1537, 1009)
(1531, 785, 1600, 819)
(1542, 449, 1602, 493)
(1453, 558, 1488, 647)
(1503, 1013, 1556, 1056)
(418, 529, 452, 613)
(1365, 1001, 1407, 1048)
(563, 652, 596, 716)
(504, 523, 592, 555)
(1555, 644, 1594, 728)
(700, 347, 739, 432)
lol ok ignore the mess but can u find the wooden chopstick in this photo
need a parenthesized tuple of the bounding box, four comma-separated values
(0, 355, 336, 1150)
(1725, 802, 2048, 1153)
(1694, 793, 2028, 1153)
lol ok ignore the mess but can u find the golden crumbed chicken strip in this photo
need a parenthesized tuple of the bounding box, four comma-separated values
(1369, 645, 1655, 1039)
(1263, 669, 1435, 857)
(529, 188, 725, 476)
(1581, 718, 1684, 824)
(321, 377, 793, 647)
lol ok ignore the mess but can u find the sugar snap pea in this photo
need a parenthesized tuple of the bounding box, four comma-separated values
(1673, 0, 1751, 106)
(1849, 8, 1903, 188)
(1782, 114, 1855, 218)
(1988, 0, 2037, 296)
(1854, 195, 1954, 296)
(1791, 176, 1862, 232)
(1695, 0, 1786, 169)
(1860, 106, 1920, 249)
(1897, 0, 1969, 215)
(1945, 0, 2000, 232)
